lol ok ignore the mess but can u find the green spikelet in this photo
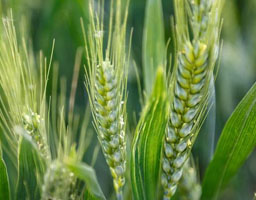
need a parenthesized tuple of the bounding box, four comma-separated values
(161, 0, 223, 198)
(42, 161, 76, 200)
(22, 109, 49, 160)
(94, 60, 126, 194)
(190, 0, 212, 38)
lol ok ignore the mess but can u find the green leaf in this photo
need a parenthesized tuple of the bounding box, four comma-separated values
(16, 134, 46, 200)
(0, 147, 10, 200)
(131, 67, 169, 200)
(202, 82, 256, 200)
(143, 0, 165, 95)
(65, 161, 106, 200)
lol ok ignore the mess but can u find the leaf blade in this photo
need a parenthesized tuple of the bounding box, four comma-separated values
(131, 67, 169, 200)
(16, 134, 46, 200)
(202, 82, 256, 199)
(143, 0, 165, 95)
(0, 147, 10, 200)
(65, 161, 106, 200)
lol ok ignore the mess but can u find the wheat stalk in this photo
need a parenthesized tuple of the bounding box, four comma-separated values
(161, 0, 223, 198)
(83, 0, 130, 199)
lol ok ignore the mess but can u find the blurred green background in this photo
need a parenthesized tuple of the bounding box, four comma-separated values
(1, 0, 256, 199)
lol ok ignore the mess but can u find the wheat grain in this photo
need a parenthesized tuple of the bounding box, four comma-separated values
(161, 0, 223, 198)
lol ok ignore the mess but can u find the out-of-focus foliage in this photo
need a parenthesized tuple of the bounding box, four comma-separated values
(0, 0, 255, 199)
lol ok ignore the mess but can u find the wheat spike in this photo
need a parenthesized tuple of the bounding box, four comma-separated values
(42, 160, 76, 200)
(83, 0, 129, 199)
(0, 11, 52, 168)
(94, 59, 126, 195)
(161, 0, 223, 198)
(162, 41, 208, 199)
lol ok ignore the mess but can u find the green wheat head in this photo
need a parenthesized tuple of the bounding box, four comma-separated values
(83, 0, 130, 198)
(0, 11, 51, 165)
(0, 12, 93, 199)
(161, 0, 223, 199)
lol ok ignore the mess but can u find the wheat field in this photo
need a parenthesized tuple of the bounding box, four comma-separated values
(0, 0, 256, 200)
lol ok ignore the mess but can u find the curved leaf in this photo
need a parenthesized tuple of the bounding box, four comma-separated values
(143, 0, 165, 95)
(131, 67, 169, 200)
(0, 147, 10, 200)
(202, 82, 256, 199)
(65, 161, 106, 200)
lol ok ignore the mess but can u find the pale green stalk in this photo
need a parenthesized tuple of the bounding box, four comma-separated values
(161, 0, 223, 199)
(83, 0, 130, 198)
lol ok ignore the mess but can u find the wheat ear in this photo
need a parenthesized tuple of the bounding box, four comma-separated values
(94, 59, 126, 191)
(42, 160, 76, 200)
(83, 0, 130, 199)
(161, 0, 223, 198)
(0, 12, 51, 163)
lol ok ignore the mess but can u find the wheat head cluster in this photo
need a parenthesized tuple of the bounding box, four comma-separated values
(0, 0, 224, 200)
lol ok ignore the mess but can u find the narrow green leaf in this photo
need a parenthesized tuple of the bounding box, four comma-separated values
(143, 0, 165, 95)
(16, 134, 46, 200)
(65, 161, 106, 200)
(131, 67, 169, 200)
(202, 82, 256, 200)
(84, 190, 101, 200)
(0, 147, 10, 200)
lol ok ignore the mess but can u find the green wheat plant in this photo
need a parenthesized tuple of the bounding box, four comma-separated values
(1, 0, 256, 200)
